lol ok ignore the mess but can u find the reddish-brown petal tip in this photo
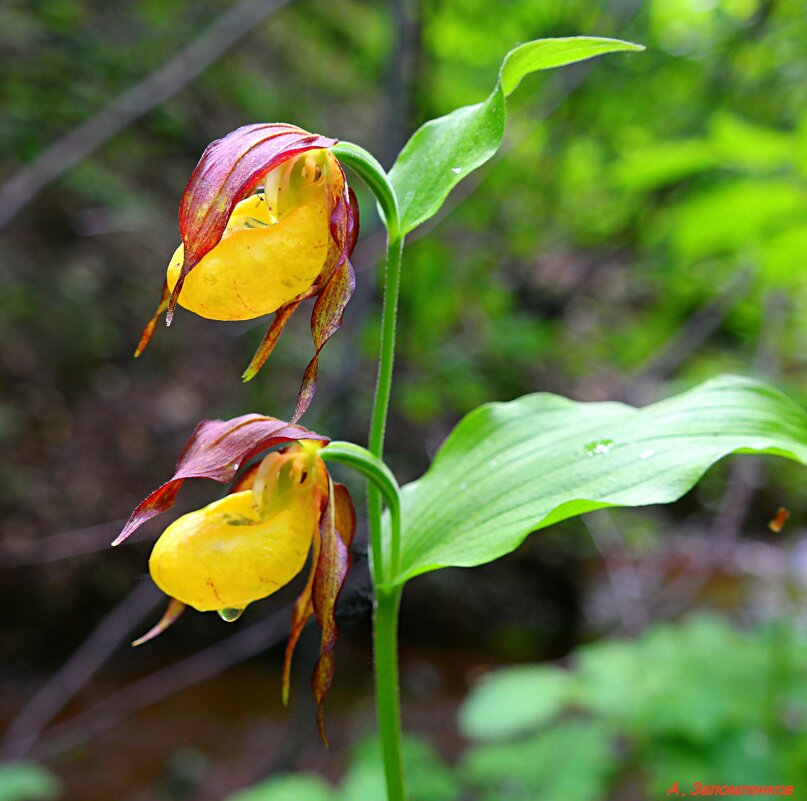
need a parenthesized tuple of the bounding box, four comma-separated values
(135, 282, 170, 358)
(132, 598, 186, 647)
(310, 479, 353, 746)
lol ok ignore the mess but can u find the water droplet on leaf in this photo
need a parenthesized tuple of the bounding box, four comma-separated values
(218, 608, 244, 622)
(640, 449, 655, 460)
(584, 439, 614, 456)
(451, 167, 462, 174)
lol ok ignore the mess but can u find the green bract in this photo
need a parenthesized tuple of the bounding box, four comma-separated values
(389, 36, 644, 235)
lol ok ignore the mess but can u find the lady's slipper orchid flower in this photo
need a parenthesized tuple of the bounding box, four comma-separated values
(114, 414, 355, 744)
(136, 124, 360, 421)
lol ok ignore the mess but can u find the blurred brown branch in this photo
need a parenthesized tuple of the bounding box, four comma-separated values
(0, 519, 143, 568)
(23, 606, 291, 761)
(1, 580, 162, 760)
(625, 269, 753, 406)
(0, 0, 294, 230)
(585, 510, 649, 634)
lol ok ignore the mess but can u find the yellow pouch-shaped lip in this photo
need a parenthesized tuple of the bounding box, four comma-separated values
(149, 490, 315, 612)
(166, 186, 330, 322)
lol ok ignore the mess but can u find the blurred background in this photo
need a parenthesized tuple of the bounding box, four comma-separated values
(2, 0, 807, 798)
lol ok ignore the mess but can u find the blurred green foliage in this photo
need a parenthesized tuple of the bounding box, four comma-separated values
(461, 614, 807, 798)
(0, 763, 59, 801)
(226, 614, 807, 800)
(223, 737, 458, 801)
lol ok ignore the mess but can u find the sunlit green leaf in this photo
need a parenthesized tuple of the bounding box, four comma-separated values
(667, 179, 807, 260)
(613, 139, 717, 191)
(389, 37, 644, 234)
(392, 375, 807, 583)
(709, 112, 794, 172)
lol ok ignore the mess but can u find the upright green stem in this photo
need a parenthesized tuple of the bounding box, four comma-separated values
(337, 143, 406, 799)
(368, 235, 405, 580)
(367, 233, 406, 800)
(374, 585, 405, 801)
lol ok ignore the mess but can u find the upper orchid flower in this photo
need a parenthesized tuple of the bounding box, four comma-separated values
(114, 414, 355, 744)
(136, 124, 360, 421)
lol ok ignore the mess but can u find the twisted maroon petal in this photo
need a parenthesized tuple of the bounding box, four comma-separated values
(311, 480, 356, 746)
(289, 175, 359, 421)
(168, 123, 338, 321)
(113, 414, 328, 545)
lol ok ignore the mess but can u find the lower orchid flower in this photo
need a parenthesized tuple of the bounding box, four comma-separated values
(136, 123, 360, 421)
(114, 414, 355, 744)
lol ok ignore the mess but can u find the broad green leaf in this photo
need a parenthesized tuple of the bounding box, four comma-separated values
(0, 763, 59, 801)
(459, 665, 571, 742)
(393, 375, 807, 584)
(389, 37, 643, 234)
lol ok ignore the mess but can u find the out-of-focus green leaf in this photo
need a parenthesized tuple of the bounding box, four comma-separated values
(339, 737, 459, 801)
(709, 112, 794, 171)
(666, 179, 807, 260)
(393, 375, 807, 583)
(389, 37, 643, 234)
(646, 733, 803, 796)
(223, 774, 331, 801)
(573, 615, 774, 742)
(459, 665, 571, 742)
(613, 139, 717, 191)
(0, 763, 59, 801)
(462, 721, 612, 801)
(758, 224, 807, 284)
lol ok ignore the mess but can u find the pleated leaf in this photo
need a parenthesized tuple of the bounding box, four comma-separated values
(393, 375, 807, 584)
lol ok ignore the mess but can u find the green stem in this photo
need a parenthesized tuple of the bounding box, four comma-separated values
(374, 585, 406, 801)
(368, 235, 405, 580)
(337, 146, 406, 799)
(367, 234, 406, 799)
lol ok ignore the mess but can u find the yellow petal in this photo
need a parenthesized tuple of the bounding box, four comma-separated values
(149, 490, 315, 612)
(165, 156, 332, 322)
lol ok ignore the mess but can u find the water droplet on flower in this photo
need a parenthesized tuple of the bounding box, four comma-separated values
(232, 462, 240, 471)
(640, 449, 655, 460)
(584, 439, 614, 456)
(218, 608, 244, 622)
(451, 167, 462, 174)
